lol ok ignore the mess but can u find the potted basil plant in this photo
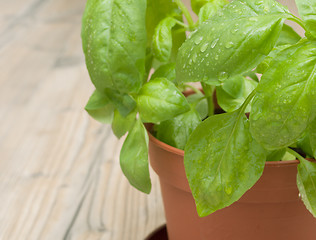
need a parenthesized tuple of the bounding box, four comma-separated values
(82, 0, 316, 239)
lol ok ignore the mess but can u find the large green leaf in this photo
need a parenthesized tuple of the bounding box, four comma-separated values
(137, 78, 190, 123)
(120, 119, 151, 193)
(250, 41, 316, 149)
(184, 109, 266, 217)
(81, 0, 146, 94)
(297, 158, 316, 217)
(155, 106, 201, 150)
(153, 17, 177, 62)
(176, 0, 290, 85)
(85, 90, 115, 123)
(295, 0, 316, 38)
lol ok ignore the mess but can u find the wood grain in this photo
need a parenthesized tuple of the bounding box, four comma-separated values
(0, 0, 165, 239)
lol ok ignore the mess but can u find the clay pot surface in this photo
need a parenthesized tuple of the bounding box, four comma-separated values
(147, 124, 316, 240)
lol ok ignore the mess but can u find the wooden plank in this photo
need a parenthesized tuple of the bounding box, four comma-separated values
(0, 0, 165, 239)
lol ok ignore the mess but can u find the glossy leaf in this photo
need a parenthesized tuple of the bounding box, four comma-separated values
(198, 0, 228, 23)
(137, 78, 190, 123)
(276, 24, 301, 46)
(111, 110, 137, 139)
(184, 110, 266, 217)
(216, 77, 257, 112)
(176, 0, 290, 85)
(155, 107, 201, 150)
(297, 158, 316, 217)
(250, 41, 316, 149)
(82, 0, 146, 94)
(153, 17, 177, 62)
(120, 119, 151, 193)
(104, 89, 136, 117)
(295, 0, 316, 38)
(85, 90, 114, 123)
(151, 63, 176, 83)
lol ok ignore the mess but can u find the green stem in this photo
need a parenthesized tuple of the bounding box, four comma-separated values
(240, 88, 257, 113)
(286, 148, 305, 162)
(288, 15, 308, 33)
(174, 19, 189, 29)
(174, 0, 195, 28)
(201, 83, 215, 116)
(184, 84, 202, 94)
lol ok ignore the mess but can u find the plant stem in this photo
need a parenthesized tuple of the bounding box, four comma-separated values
(174, 0, 195, 28)
(201, 83, 215, 116)
(174, 19, 189, 29)
(288, 15, 308, 33)
(286, 148, 305, 162)
(184, 84, 202, 94)
(240, 88, 257, 113)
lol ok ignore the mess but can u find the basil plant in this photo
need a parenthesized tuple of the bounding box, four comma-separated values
(82, 0, 316, 217)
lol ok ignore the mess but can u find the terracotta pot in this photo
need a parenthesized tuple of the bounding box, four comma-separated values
(147, 125, 316, 240)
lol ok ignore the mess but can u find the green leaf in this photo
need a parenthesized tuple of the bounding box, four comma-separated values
(266, 149, 286, 161)
(111, 110, 137, 139)
(187, 92, 208, 119)
(104, 89, 136, 117)
(153, 17, 177, 62)
(82, 0, 147, 94)
(198, 0, 229, 23)
(137, 78, 190, 123)
(146, 0, 181, 45)
(276, 24, 301, 46)
(155, 106, 201, 150)
(216, 77, 257, 112)
(120, 118, 151, 193)
(295, 0, 316, 38)
(297, 158, 316, 217)
(250, 41, 316, 150)
(176, 0, 290, 85)
(146, 0, 186, 62)
(184, 109, 266, 217)
(85, 90, 115, 123)
(151, 63, 176, 83)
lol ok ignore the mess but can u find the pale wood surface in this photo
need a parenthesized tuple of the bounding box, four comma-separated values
(0, 0, 165, 239)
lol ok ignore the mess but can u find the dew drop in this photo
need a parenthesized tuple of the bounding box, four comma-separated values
(195, 36, 203, 45)
(192, 53, 197, 63)
(211, 38, 219, 48)
(218, 72, 229, 82)
(214, 55, 219, 60)
(225, 42, 234, 49)
(189, 59, 193, 65)
(200, 43, 209, 52)
(225, 186, 233, 195)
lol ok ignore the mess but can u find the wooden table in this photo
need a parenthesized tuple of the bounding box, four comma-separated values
(0, 0, 165, 239)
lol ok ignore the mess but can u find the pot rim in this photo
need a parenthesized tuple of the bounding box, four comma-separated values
(147, 127, 301, 167)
